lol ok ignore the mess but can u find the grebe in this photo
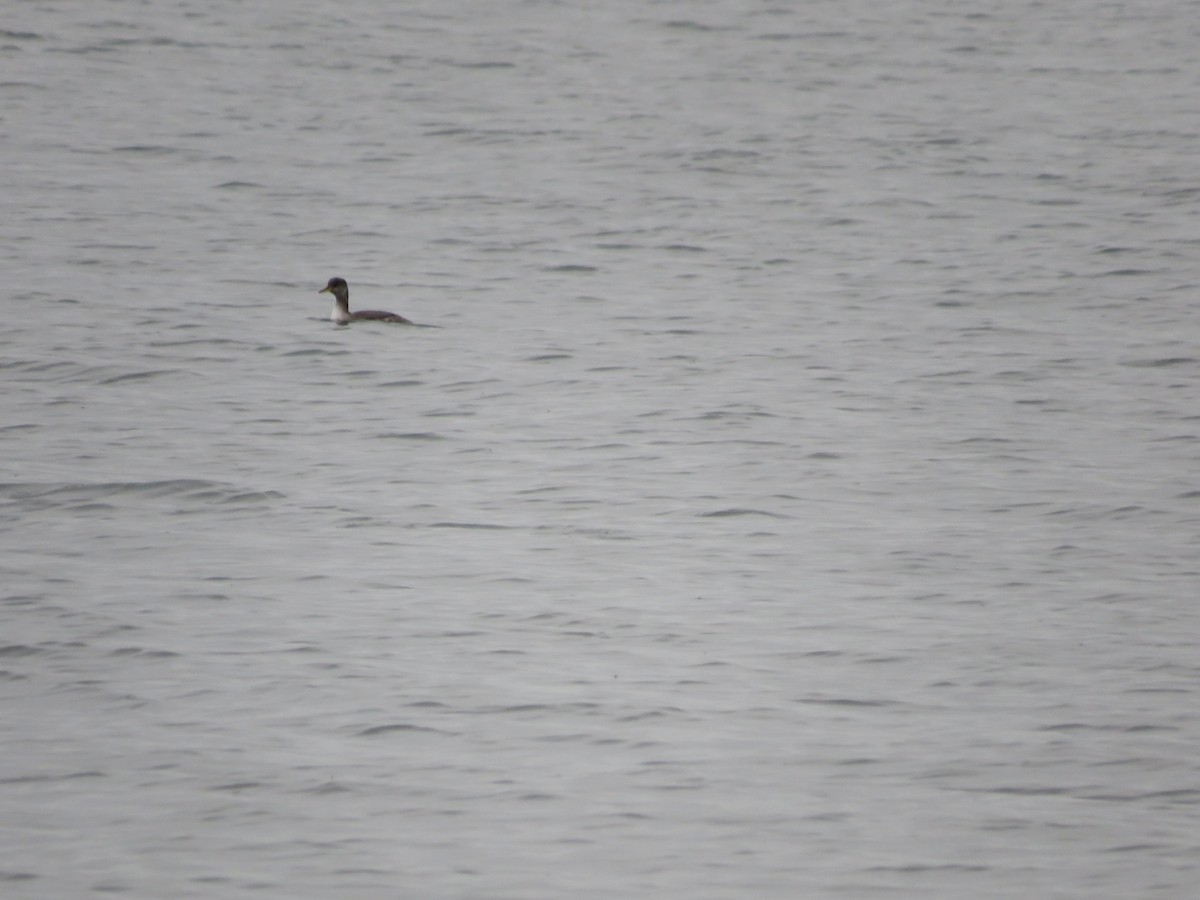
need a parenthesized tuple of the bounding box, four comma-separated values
(318, 277, 414, 325)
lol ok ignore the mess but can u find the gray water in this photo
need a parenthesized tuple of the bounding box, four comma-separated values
(3, 1, 1199, 897)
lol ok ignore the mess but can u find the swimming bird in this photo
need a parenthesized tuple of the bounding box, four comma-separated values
(318, 277, 414, 325)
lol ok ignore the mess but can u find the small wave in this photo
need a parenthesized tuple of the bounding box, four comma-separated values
(0, 645, 43, 658)
(97, 369, 181, 385)
(700, 508, 789, 519)
(210, 782, 264, 792)
(541, 264, 598, 273)
(301, 781, 353, 795)
(357, 723, 441, 736)
(796, 697, 892, 707)
(0, 480, 284, 512)
(0, 770, 104, 785)
(109, 647, 180, 658)
(282, 347, 353, 357)
(441, 60, 516, 70)
(430, 521, 509, 530)
(1122, 356, 1194, 368)
(376, 432, 444, 441)
(1043, 503, 1159, 522)
(111, 144, 181, 154)
(147, 338, 245, 349)
(866, 864, 989, 874)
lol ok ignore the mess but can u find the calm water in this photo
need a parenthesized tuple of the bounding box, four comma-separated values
(3, 1, 1199, 897)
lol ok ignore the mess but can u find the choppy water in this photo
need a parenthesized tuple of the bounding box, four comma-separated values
(3, 1, 1199, 897)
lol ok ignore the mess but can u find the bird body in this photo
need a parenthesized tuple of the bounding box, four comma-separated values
(318, 277, 414, 325)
